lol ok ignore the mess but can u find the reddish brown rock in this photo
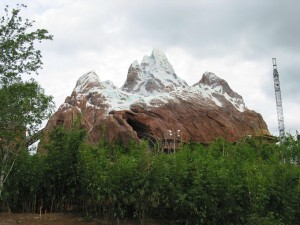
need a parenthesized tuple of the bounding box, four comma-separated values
(111, 100, 268, 144)
(44, 97, 139, 147)
(41, 50, 270, 150)
(43, 92, 268, 149)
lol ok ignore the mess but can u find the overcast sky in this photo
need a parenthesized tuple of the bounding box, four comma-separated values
(1, 0, 299, 136)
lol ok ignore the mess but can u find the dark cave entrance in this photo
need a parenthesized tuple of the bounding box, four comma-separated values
(125, 118, 148, 139)
(125, 117, 159, 150)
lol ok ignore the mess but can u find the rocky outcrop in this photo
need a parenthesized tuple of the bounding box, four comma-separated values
(42, 49, 270, 148)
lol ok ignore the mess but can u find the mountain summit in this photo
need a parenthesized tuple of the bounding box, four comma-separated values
(191, 72, 246, 111)
(44, 48, 269, 147)
(122, 48, 188, 96)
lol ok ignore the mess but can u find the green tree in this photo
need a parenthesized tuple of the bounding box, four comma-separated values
(0, 4, 53, 83)
(42, 127, 85, 212)
(3, 149, 45, 213)
(0, 4, 53, 199)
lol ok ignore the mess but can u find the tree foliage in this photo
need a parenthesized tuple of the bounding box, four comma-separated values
(0, 4, 53, 83)
(2, 129, 300, 225)
(0, 4, 53, 199)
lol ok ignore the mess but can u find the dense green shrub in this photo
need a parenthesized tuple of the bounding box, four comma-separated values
(2, 130, 300, 225)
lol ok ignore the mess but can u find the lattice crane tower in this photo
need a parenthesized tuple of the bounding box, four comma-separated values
(272, 58, 285, 137)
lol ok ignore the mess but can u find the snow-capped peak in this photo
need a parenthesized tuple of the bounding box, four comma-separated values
(73, 70, 119, 95)
(191, 72, 246, 112)
(121, 48, 188, 96)
(131, 60, 139, 68)
(141, 47, 175, 74)
(69, 51, 248, 115)
(74, 70, 101, 94)
(203, 72, 218, 83)
(198, 72, 237, 96)
(77, 70, 99, 84)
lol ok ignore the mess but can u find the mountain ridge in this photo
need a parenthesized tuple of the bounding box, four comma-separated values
(121, 48, 188, 96)
(43, 48, 269, 148)
(71, 48, 246, 113)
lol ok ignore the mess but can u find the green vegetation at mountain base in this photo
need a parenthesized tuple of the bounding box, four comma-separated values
(1, 127, 300, 225)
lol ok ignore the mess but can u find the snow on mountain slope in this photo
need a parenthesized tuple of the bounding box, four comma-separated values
(72, 71, 142, 111)
(70, 70, 179, 112)
(65, 49, 247, 115)
(121, 48, 188, 96)
(190, 72, 246, 112)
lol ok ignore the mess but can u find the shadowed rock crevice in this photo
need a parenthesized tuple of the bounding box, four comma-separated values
(125, 117, 149, 139)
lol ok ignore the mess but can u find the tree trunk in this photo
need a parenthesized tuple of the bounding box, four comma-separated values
(0, 171, 4, 199)
(0, 150, 15, 200)
(0, 150, 8, 199)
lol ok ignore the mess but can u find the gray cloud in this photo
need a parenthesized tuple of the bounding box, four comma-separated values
(1, 0, 299, 135)
(111, 0, 300, 61)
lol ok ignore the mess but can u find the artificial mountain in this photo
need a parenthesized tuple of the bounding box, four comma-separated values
(44, 48, 269, 147)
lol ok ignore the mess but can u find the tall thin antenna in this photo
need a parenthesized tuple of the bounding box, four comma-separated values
(272, 58, 285, 137)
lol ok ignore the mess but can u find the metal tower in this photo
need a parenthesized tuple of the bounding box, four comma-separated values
(272, 58, 285, 137)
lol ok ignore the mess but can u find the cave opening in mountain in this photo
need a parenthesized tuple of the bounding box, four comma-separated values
(125, 117, 158, 150)
(125, 118, 147, 139)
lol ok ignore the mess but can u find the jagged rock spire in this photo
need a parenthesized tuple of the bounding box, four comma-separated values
(122, 48, 188, 96)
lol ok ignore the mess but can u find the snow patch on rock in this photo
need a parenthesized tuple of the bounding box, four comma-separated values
(121, 48, 188, 97)
(67, 49, 247, 115)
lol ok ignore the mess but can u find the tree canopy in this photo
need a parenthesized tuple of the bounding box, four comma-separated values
(0, 4, 53, 84)
(2, 128, 300, 225)
(0, 4, 54, 199)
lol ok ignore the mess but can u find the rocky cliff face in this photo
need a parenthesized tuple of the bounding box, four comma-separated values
(44, 49, 269, 147)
